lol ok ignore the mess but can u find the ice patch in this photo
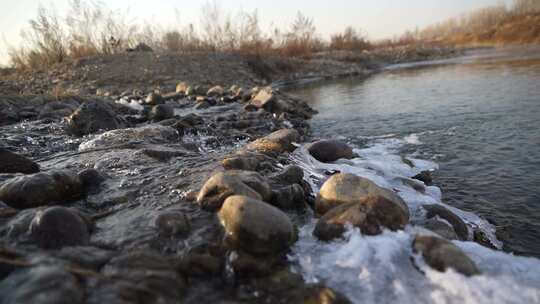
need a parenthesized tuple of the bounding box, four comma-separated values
(290, 224, 540, 304)
(287, 133, 540, 303)
(404, 133, 422, 145)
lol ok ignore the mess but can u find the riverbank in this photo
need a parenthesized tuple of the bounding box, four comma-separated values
(2, 47, 537, 303)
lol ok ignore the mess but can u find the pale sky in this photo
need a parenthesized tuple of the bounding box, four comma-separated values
(0, 0, 512, 65)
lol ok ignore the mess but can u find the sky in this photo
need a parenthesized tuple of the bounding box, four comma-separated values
(0, 0, 512, 66)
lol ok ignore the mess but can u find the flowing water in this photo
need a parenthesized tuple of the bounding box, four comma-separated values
(287, 46, 540, 303)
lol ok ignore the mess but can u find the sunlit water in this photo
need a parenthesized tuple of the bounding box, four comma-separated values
(286, 46, 540, 304)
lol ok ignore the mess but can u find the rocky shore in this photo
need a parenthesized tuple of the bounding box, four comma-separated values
(0, 48, 486, 303)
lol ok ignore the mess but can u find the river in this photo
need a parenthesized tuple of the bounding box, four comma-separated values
(285, 46, 540, 304)
(290, 46, 540, 257)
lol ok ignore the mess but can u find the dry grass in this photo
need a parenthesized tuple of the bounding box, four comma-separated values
(10, 0, 538, 71)
(393, 0, 540, 46)
(7, 1, 371, 71)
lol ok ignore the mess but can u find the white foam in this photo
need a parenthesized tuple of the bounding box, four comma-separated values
(404, 133, 422, 145)
(288, 133, 539, 303)
(116, 97, 144, 111)
(290, 224, 540, 304)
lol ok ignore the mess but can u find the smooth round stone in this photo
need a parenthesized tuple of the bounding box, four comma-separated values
(306, 140, 354, 163)
(413, 235, 480, 276)
(315, 173, 409, 217)
(153, 211, 190, 237)
(0, 148, 40, 174)
(0, 171, 83, 209)
(218, 195, 297, 256)
(30, 207, 90, 249)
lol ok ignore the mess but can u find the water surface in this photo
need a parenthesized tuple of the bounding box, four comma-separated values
(290, 46, 540, 257)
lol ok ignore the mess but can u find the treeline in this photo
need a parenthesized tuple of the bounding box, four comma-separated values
(8, 0, 371, 70)
(403, 0, 540, 44)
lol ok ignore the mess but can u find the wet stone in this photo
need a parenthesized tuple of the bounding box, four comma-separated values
(152, 210, 190, 237)
(178, 248, 223, 277)
(0, 170, 83, 209)
(222, 156, 260, 171)
(307, 139, 355, 163)
(176, 82, 189, 94)
(102, 250, 186, 302)
(424, 218, 459, 240)
(412, 235, 480, 277)
(30, 207, 90, 249)
(66, 101, 126, 136)
(413, 170, 433, 186)
(78, 124, 179, 151)
(0, 148, 40, 174)
(218, 195, 297, 256)
(139, 146, 189, 162)
(270, 165, 304, 185)
(145, 92, 164, 105)
(55, 246, 116, 269)
(271, 184, 306, 210)
(244, 128, 300, 155)
(149, 104, 174, 121)
(207, 85, 224, 97)
(315, 173, 409, 217)
(313, 195, 409, 241)
(197, 170, 272, 211)
(0, 265, 84, 304)
(78, 168, 105, 191)
(423, 204, 468, 240)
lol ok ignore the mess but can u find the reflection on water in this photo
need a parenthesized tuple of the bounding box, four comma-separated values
(290, 46, 540, 257)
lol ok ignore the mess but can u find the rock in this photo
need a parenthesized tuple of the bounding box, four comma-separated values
(153, 211, 190, 237)
(0, 148, 40, 174)
(194, 101, 211, 110)
(271, 184, 306, 210)
(270, 165, 304, 185)
(149, 104, 174, 121)
(243, 103, 259, 112)
(412, 235, 480, 276)
(30, 207, 90, 249)
(196, 170, 272, 211)
(162, 92, 183, 101)
(315, 173, 409, 217)
(313, 195, 409, 241)
(145, 92, 164, 105)
(245, 129, 300, 155)
(78, 125, 179, 151)
(228, 250, 276, 278)
(307, 140, 354, 163)
(0, 171, 83, 209)
(55, 246, 116, 269)
(103, 250, 186, 301)
(77, 168, 105, 190)
(186, 85, 208, 96)
(0, 266, 84, 304)
(218, 195, 297, 255)
(413, 170, 433, 186)
(222, 156, 260, 171)
(424, 218, 458, 240)
(473, 229, 499, 250)
(139, 146, 188, 161)
(66, 101, 125, 136)
(229, 85, 243, 97)
(423, 204, 468, 240)
(206, 85, 224, 97)
(175, 82, 189, 94)
(248, 269, 351, 303)
(250, 87, 274, 109)
(227, 170, 273, 200)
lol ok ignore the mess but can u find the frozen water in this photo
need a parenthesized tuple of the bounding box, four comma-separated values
(289, 134, 539, 303)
